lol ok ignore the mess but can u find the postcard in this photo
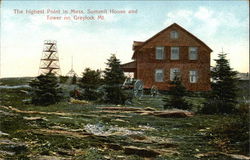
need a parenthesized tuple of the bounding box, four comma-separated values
(0, 1, 249, 159)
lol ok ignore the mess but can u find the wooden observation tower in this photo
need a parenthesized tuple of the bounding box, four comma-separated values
(39, 40, 61, 75)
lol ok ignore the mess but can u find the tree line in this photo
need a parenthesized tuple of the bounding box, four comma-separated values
(30, 54, 128, 105)
(30, 52, 240, 114)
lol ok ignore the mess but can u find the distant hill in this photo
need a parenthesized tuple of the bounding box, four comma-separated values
(0, 77, 35, 86)
(237, 73, 249, 80)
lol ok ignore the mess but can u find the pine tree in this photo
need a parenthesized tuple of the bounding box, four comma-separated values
(29, 73, 62, 106)
(164, 76, 191, 110)
(59, 75, 69, 83)
(103, 54, 125, 85)
(209, 52, 238, 113)
(103, 54, 126, 104)
(72, 74, 77, 84)
(79, 68, 102, 100)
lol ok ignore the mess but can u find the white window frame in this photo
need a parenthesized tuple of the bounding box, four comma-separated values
(189, 70, 198, 83)
(189, 47, 198, 60)
(170, 31, 179, 39)
(171, 47, 180, 60)
(156, 47, 165, 60)
(170, 68, 180, 81)
(155, 69, 164, 82)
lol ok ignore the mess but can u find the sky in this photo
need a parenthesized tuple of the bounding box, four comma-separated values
(0, 0, 249, 77)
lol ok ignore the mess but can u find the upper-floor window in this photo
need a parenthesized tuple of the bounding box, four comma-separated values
(170, 31, 179, 39)
(156, 47, 165, 60)
(189, 70, 198, 83)
(155, 69, 164, 82)
(189, 47, 198, 60)
(170, 68, 180, 81)
(171, 47, 179, 60)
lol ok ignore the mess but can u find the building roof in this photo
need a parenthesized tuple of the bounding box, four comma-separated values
(121, 61, 136, 72)
(132, 41, 144, 50)
(132, 23, 213, 59)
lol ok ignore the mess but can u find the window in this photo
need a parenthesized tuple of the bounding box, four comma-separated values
(171, 47, 179, 60)
(189, 47, 198, 60)
(189, 70, 198, 83)
(156, 47, 165, 60)
(170, 68, 180, 81)
(170, 31, 179, 39)
(155, 69, 164, 82)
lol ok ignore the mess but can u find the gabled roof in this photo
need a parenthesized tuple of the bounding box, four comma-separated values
(132, 23, 212, 59)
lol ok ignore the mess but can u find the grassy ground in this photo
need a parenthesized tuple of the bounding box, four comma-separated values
(0, 78, 249, 159)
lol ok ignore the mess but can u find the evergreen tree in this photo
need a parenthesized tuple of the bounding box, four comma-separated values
(59, 75, 69, 83)
(103, 54, 126, 104)
(103, 54, 125, 85)
(72, 74, 77, 84)
(79, 68, 102, 100)
(208, 52, 238, 113)
(164, 76, 191, 110)
(29, 73, 62, 106)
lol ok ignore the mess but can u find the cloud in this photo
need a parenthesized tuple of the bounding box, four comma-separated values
(164, 6, 247, 38)
(194, 7, 213, 20)
(163, 6, 249, 72)
(164, 9, 193, 27)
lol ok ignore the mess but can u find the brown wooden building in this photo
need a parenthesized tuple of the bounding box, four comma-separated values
(121, 23, 212, 91)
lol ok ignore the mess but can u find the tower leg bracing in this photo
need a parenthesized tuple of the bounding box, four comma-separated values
(39, 40, 61, 75)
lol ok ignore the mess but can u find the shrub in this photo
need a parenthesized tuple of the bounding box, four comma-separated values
(29, 73, 62, 106)
(79, 68, 102, 101)
(201, 99, 236, 114)
(204, 52, 239, 114)
(71, 74, 77, 84)
(59, 75, 69, 84)
(103, 54, 127, 104)
(163, 76, 191, 110)
(210, 106, 249, 154)
(102, 85, 129, 105)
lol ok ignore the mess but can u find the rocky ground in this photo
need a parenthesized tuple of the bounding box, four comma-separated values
(1, 103, 249, 160)
(0, 78, 249, 159)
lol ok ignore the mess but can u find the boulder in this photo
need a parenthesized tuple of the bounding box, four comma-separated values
(111, 119, 128, 123)
(153, 110, 194, 118)
(0, 131, 9, 136)
(23, 116, 48, 121)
